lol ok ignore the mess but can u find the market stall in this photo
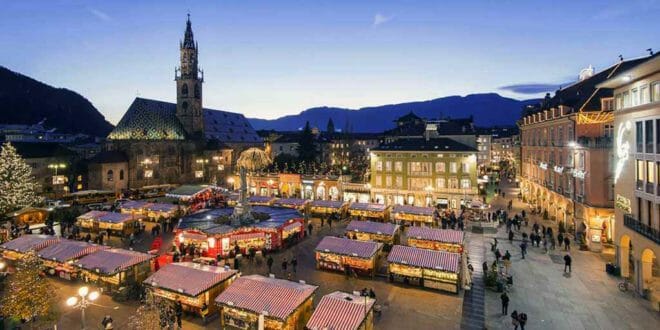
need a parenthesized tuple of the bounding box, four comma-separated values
(167, 185, 222, 212)
(346, 220, 400, 249)
(406, 227, 465, 253)
(248, 195, 276, 206)
(306, 291, 375, 330)
(37, 240, 108, 280)
(387, 245, 461, 293)
(215, 274, 317, 330)
(76, 211, 144, 237)
(7, 207, 50, 228)
(76, 248, 155, 293)
(272, 198, 309, 212)
(309, 200, 347, 218)
(0, 234, 60, 260)
(315, 236, 383, 277)
(347, 203, 389, 222)
(120, 201, 181, 221)
(391, 205, 436, 227)
(145, 262, 238, 316)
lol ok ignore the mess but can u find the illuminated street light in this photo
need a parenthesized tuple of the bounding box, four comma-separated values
(66, 286, 100, 329)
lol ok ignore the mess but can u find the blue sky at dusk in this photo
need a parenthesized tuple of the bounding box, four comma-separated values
(1, 0, 658, 124)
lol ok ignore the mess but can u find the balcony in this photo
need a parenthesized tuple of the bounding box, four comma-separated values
(624, 214, 660, 245)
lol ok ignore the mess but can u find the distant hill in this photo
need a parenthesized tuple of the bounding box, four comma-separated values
(0, 66, 113, 137)
(248, 93, 539, 132)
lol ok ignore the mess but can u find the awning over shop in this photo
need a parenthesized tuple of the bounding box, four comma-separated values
(315, 237, 382, 259)
(306, 291, 375, 330)
(230, 232, 265, 243)
(387, 245, 460, 273)
(166, 185, 214, 199)
(407, 227, 464, 245)
(282, 222, 302, 232)
(0, 234, 60, 253)
(144, 262, 237, 297)
(346, 220, 399, 236)
(392, 205, 434, 216)
(77, 249, 155, 275)
(37, 240, 107, 263)
(273, 198, 308, 208)
(310, 200, 346, 209)
(348, 203, 386, 212)
(248, 196, 275, 205)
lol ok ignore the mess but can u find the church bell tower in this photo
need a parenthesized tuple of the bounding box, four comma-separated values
(175, 14, 204, 137)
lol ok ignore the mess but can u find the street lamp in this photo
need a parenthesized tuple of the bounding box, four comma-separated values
(66, 286, 100, 329)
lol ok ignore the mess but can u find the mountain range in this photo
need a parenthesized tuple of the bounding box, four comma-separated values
(248, 94, 539, 132)
(0, 66, 113, 137)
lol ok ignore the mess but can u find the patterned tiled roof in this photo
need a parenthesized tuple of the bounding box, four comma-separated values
(388, 245, 460, 272)
(0, 235, 60, 253)
(37, 240, 107, 263)
(315, 237, 382, 259)
(76, 248, 154, 275)
(306, 291, 375, 330)
(407, 227, 464, 244)
(392, 205, 434, 216)
(346, 220, 399, 236)
(145, 262, 237, 297)
(204, 109, 261, 143)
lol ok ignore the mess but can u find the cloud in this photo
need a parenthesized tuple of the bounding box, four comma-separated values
(87, 7, 112, 22)
(373, 13, 392, 26)
(499, 82, 573, 95)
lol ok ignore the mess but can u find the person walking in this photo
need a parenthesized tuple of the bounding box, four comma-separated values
(518, 312, 528, 330)
(282, 257, 288, 272)
(267, 255, 274, 274)
(291, 256, 298, 273)
(520, 241, 527, 259)
(557, 232, 564, 246)
(307, 222, 313, 236)
(494, 249, 502, 262)
(175, 300, 183, 329)
(564, 254, 572, 273)
(101, 315, 114, 330)
(511, 310, 519, 330)
(500, 292, 510, 315)
(508, 230, 514, 243)
(564, 236, 571, 251)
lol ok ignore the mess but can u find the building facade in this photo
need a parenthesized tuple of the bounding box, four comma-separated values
(599, 54, 659, 307)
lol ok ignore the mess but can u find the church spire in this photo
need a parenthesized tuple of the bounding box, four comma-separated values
(182, 14, 195, 49)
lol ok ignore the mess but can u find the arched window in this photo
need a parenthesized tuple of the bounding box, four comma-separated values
(194, 84, 200, 98)
(181, 84, 188, 96)
(107, 170, 114, 182)
(119, 169, 124, 180)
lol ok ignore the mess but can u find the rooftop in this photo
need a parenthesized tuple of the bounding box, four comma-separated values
(373, 137, 476, 152)
(144, 262, 237, 297)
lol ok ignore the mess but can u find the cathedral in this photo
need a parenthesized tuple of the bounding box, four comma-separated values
(92, 16, 262, 191)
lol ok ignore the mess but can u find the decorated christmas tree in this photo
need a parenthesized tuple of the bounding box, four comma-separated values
(127, 293, 168, 330)
(0, 142, 43, 215)
(0, 250, 58, 328)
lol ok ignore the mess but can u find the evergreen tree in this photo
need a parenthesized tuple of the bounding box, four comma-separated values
(127, 293, 168, 330)
(0, 142, 42, 215)
(297, 121, 318, 164)
(326, 118, 335, 135)
(1, 251, 58, 328)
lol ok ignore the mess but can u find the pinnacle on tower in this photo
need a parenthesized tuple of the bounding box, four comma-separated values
(182, 14, 195, 49)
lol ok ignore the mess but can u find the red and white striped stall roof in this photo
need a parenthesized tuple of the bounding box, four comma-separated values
(315, 237, 382, 259)
(144, 262, 238, 297)
(230, 232, 265, 243)
(77, 249, 155, 275)
(306, 291, 375, 330)
(282, 222, 302, 232)
(346, 220, 399, 236)
(37, 240, 108, 263)
(348, 203, 386, 212)
(215, 275, 317, 320)
(387, 245, 461, 273)
(407, 227, 464, 244)
(0, 235, 60, 253)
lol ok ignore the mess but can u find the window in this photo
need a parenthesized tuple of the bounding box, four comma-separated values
(385, 161, 392, 172)
(616, 94, 623, 110)
(647, 161, 656, 194)
(604, 124, 614, 137)
(375, 175, 382, 186)
(641, 86, 649, 104)
(119, 170, 124, 180)
(144, 170, 153, 178)
(558, 127, 564, 145)
(395, 176, 403, 188)
(435, 162, 446, 173)
(636, 160, 644, 190)
(652, 82, 660, 102)
(645, 120, 654, 153)
(632, 88, 639, 106)
(106, 170, 113, 182)
(461, 162, 469, 173)
(623, 91, 630, 108)
(461, 179, 471, 189)
(449, 162, 458, 173)
(385, 175, 392, 187)
(636, 121, 643, 152)
(409, 178, 432, 190)
(409, 162, 431, 175)
(376, 161, 383, 171)
(436, 178, 445, 189)
(657, 119, 660, 154)
(395, 161, 403, 172)
(195, 171, 204, 178)
(181, 83, 188, 96)
(448, 178, 459, 189)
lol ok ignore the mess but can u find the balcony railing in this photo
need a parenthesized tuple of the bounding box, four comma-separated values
(624, 214, 660, 245)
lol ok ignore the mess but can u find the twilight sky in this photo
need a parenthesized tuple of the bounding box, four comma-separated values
(1, 0, 658, 124)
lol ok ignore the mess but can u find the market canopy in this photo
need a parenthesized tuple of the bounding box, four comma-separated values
(348, 203, 387, 212)
(272, 198, 308, 208)
(310, 200, 346, 209)
(407, 227, 464, 245)
(166, 185, 214, 199)
(306, 291, 375, 330)
(388, 245, 460, 273)
(0, 234, 60, 253)
(248, 196, 275, 204)
(76, 249, 155, 275)
(144, 262, 238, 297)
(120, 201, 178, 213)
(215, 274, 318, 321)
(392, 205, 434, 216)
(315, 237, 383, 259)
(346, 220, 399, 236)
(37, 240, 107, 263)
(78, 211, 138, 224)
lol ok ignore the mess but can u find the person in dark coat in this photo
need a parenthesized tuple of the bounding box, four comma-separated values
(518, 312, 527, 330)
(291, 256, 298, 273)
(500, 292, 510, 315)
(267, 255, 274, 273)
(564, 236, 571, 250)
(564, 254, 572, 273)
(175, 301, 183, 329)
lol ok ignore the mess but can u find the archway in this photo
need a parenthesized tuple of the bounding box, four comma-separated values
(641, 249, 657, 292)
(316, 186, 326, 200)
(619, 235, 632, 278)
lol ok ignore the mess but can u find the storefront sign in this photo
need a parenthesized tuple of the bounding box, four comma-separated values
(572, 170, 586, 179)
(539, 162, 548, 170)
(615, 194, 631, 213)
(553, 166, 564, 174)
(614, 121, 631, 184)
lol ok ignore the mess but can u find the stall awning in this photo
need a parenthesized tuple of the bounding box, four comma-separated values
(37, 240, 107, 263)
(348, 203, 386, 212)
(78, 210, 107, 220)
(392, 205, 434, 216)
(120, 200, 149, 210)
(248, 196, 275, 204)
(166, 185, 213, 198)
(98, 212, 136, 223)
(180, 232, 208, 242)
(306, 291, 375, 330)
(347, 220, 399, 236)
(388, 245, 460, 273)
(0, 235, 60, 253)
(310, 200, 346, 209)
(230, 232, 265, 243)
(273, 198, 308, 208)
(215, 275, 318, 321)
(315, 236, 382, 259)
(77, 249, 154, 275)
(407, 227, 464, 245)
(144, 262, 237, 297)
(282, 222, 302, 232)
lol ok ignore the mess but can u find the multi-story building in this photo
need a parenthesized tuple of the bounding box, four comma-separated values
(475, 132, 492, 174)
(598, 53, 659, 305)
(370, 137, 478, 209)
(520, 58, 649, 250)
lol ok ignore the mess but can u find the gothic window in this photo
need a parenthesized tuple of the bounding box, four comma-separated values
(194, 84, 200, 99)
(107, 170, 114, 182)
(181, 84, 188, 96)
(182, 101, 188, 110)
(119, 169, 124, 180)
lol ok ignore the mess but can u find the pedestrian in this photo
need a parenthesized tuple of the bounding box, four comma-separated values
(291, 256, 298, 273)
(282, 257, 288, 272)
(520, 241, 527, 259)
(307, 222, 313, 236)
(328, 216, 333, 228)
(564, 254, 572, 273)
(101, 315, 114, 330)
(369, 288, 376, 299)
(508, 230, 514, 243)
(234, 257, 240, 270)
(564, 236, 570, 251)
(482, 261, 488, 274)
(175, 300, 183, 329)
(267, 255, 274, 273)
(494, 249, 502, 262)
(557, 232, 564, 246)
(511, 310, 519, 330)
(518, 312, 527, 330)
(287, 272, 292, 281)
(500, 292, 510, 315)
(321, 216, 325, 227)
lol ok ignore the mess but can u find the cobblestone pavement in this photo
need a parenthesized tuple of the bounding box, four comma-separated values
(482, 180, 660, 330)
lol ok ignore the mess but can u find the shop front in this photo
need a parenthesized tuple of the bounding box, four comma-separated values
(347, 203, 390, 222)
(315, 236, 383, 277)
(273, 198, 310, 213)
(215, 275, 317, 330)
(0, 234, 60, 260)
(8, 207, 50, 228)
(391, 205, 436, 227)
(278, 174, 302, 198)
(145, 262, 238, 317)
(77, 211, 144, 237)
(345, 220, 400, 249)
(37, 240, 108, 281)
(248, 195, 276, 206)
(310, 200, 347, 218)
(387, 245, 461, 293)
(406, 227, 465, 253)
(120, 201, 181, 221)
(76, 248, 155, 293)
(342, 183, 371, 204)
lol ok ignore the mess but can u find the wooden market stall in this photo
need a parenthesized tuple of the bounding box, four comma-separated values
(8, 207, 50, 228)
(76, 248, 155, 293)
(391, 205, 436, 227)
(347, 203, 390, 222)
(167, 185, 222, 212)
(0, 234, 60, 260)
(345, 220, 401, 249)
(306, 291, 375, 330)
(315, 236, 383, 277)
(387, 245, 461, 293)
(76, 211, 144, 237)
(120, 201, 181, 221)
(309, 200, 347, 218)
(215, 275, 318, 330)
(248, 195, 276, 206)
(272, 198, 310, 212)
(37, 240, 108, 280)
(406, 227, 465, 253)
(145, 262, 238, 317)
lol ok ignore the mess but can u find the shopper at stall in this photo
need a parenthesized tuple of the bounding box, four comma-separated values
(291, 256, 298, 273)
(282, 257, 288, 272)
(267, 255, 274, 273)
(500, 292, 510, 315)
